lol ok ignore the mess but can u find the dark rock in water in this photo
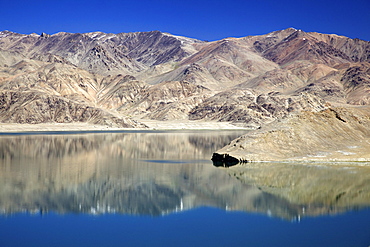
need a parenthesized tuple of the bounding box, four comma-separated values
(211, 153, 241, 167)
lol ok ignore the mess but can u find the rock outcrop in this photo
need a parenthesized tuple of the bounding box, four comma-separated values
(212, 105, 370, 163)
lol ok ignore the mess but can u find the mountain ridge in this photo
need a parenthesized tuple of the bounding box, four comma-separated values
(1, 28, 369, 148)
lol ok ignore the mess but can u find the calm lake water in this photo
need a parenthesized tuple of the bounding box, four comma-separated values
(0, 130, 369, 247)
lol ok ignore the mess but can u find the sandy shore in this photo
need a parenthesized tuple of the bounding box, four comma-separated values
(0, 120, 248, 133)
(138, 119, 247, 130)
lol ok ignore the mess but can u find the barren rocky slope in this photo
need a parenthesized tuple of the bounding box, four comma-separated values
(0, 90, 145, 127)
(213, 105, 370, 163)
(1, 28, 370, 159)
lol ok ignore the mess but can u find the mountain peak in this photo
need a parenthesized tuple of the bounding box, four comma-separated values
(40, 32, 50, 38)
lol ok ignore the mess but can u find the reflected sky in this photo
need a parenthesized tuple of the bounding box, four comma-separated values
(1, 208, 370, 247)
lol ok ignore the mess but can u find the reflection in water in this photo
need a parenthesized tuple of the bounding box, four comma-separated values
(0, 131, 369, 220)
(222, 162, 370, 218)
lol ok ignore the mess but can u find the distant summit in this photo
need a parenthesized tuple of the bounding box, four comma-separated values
(40, 32, 50, 38)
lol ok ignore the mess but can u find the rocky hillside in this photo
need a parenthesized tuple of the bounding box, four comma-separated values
(0, 28, 369, 133)
(213, 105, 370, 163)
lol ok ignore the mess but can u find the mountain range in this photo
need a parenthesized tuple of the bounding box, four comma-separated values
(0, 28, 369, 126)
(1, 28, 370, 160)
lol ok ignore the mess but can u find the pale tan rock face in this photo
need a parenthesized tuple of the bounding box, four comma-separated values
(213, 106, 370, 162)
(0, 90, 146, 128)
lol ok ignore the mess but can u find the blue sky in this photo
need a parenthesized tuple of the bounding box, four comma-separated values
(1, 0, 369, 41)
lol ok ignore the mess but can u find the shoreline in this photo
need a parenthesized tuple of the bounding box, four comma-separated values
(0, 121, 248, 133)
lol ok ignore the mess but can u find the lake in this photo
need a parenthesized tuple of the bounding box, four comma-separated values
(0, 130, 369, 247)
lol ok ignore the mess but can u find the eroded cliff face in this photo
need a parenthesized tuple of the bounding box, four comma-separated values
(189, 91, 328, 128)
(0, 90, 146, 128)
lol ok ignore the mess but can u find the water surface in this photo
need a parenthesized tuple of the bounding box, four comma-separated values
(0, 130, 369, 246)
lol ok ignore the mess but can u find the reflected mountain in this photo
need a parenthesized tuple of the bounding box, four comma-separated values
(1, 131, 369, 220)
(221, 162, 370, 217)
